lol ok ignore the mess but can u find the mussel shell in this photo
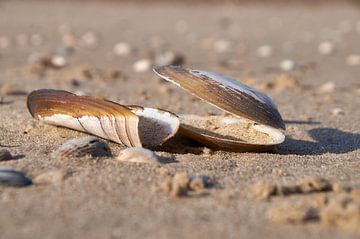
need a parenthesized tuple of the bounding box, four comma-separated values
(179, 114, 285, 152)
(154, 65, 285, 130)
(27, 89, 180, 148)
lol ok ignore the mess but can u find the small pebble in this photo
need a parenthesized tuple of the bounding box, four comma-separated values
(346, 54, 360, 66)
(318, 81, 336, 93)
(116, 147, 159, 164)
(113, 42, 132, 56)
(280, 59, 295, 71)
(331, 108, 344, 116)
(171, 172, 190, 197)
(189, 176, 206, 192)
(52, 136, 111, 158)
(51, 56, 67, 68)
(133, 59, 152, 72)
(318, 41, 335, 55)
(256, 45, 273, 58)
(33, 170, 67, 184)
(81, 31, 99, 48)
(0, 168, 32, 187)
(213, 39, 231, 53)
(0, 149, 13, 161)
(155, 51, 185, 65)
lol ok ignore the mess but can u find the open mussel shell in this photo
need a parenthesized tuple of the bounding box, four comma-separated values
(179, 114, 285, 152)
(154, 65, 285, 130)
(27, 89, 180, 148)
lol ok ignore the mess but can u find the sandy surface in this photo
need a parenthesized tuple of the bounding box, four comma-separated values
(0, 1, 360, 238)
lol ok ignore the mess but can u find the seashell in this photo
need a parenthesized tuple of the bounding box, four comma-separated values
(0, 148, 13, 161)
(154, 65, 285, 152)
(179, 115, 285, 152)
(52, 136, 111, 158)
(0, 168, 32, 187)
(116, 147, 159, 163)
(27, 89, 180, 148)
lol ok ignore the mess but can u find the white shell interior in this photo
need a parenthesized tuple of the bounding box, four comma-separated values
(131, 107, 180, 147)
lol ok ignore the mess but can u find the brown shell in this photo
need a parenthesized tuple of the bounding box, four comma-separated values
(154, 65, 285, 130)
(27, 89, 180, 148)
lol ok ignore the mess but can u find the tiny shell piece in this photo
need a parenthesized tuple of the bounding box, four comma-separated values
(116, 147, 159, 163)
(52, 136, 111, 158)
(0, 168, 32, 187)
(0, 148, 13, 161)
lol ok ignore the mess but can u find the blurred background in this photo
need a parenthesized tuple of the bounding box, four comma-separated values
(0, 0, 359, 115)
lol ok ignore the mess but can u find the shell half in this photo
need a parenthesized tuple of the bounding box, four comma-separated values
(154, 65, 285, 130)
(27, 89, 180, 148)
(180, 114, 285, 152)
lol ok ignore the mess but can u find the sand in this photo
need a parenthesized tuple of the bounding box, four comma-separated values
(180, 115, 272, 144)
(0, 1, 360, 238)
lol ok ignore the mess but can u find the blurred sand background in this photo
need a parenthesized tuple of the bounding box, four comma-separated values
(0, 0, 360, 238)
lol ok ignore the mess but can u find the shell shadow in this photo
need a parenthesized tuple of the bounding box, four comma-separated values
(275, 127, 360, 155)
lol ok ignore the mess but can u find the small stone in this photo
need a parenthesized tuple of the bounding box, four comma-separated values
(280, 59, 295, 71)
(0, 168, 32, 187)
(33, 170, 67, 184)
(318, 41, 335, 55)
(51, 56, 67, 68)
(133, 59, 152, 72)
(213, 39, 231, 53)
(171, 172, 190, 197)
(346, 54, 360, 66)
(331, 108, 344, 116)
(256, 45, 273, 58)
(81, 31, 99, 48)
(116, 147, 159, 164)
(0, 149, 13, 161)
(252, 181, 276, 201)
(318, 81, 336, 93)
(113, 42, 132, 56)
(155, 51, 185, 65)
(267, 203, 319, 224)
